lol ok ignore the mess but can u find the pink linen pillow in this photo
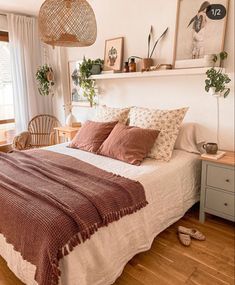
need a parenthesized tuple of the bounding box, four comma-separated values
(98, 123, 160, 165)
(69, 120, 118, 153)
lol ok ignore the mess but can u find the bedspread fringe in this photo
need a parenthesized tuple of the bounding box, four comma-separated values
(52, 200, 148, 285)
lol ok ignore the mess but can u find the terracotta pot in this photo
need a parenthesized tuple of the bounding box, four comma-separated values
(142, 58, 153, 70)
(46, 70, 54, 81)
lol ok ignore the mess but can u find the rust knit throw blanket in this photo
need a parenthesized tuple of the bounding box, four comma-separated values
(0, 150, 148, 285)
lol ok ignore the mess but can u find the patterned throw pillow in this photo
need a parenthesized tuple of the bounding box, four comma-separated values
(94, 106, 130, 124)
(129, 107, 188, 161)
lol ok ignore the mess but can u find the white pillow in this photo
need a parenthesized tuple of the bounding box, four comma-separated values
(174, 123, 205, 154)
(129, 107, 188, 161)
(94, 106, 130, 124)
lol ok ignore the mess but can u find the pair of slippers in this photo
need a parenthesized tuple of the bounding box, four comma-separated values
(178, 226, 206, 246)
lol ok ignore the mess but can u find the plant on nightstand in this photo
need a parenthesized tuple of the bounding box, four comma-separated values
(205, 52, 231, 98)
(204, 51, 231, 148)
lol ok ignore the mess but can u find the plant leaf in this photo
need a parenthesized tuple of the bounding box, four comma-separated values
(150, 27, 169, 58)
(147, 25, 153, 58)
(224, 88, 230, 98)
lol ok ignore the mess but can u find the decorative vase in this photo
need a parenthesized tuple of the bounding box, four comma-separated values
(129, 58, 137, 72)
(91, 64, 101, 75)
(66, 112, 77, 127)
(209, 87, 221, 97)
(142, 58, 154, 71)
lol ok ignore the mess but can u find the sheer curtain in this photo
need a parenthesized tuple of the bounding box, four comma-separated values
(7, 14, 53, 132)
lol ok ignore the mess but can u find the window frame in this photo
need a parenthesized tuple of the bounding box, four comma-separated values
(0, 31, 15, 147)
(0, 31, 9, 42)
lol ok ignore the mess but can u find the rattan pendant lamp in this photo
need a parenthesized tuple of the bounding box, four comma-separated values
(38, 0, 97, 48)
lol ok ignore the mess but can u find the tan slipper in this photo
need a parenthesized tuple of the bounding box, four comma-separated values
(178, 226, 206, 241)
(178, 233, 191, 246)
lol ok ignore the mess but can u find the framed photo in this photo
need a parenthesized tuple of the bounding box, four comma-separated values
(68, 60, 90, 107)
(104, 37, 124, 71)
(173, 0, 228, 68)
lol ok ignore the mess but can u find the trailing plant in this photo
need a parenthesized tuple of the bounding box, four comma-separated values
(36, 65, 55, 96)
(205, 51, 231, 98)
(77, 57, 104, 106)
(212, 51, 228, 65)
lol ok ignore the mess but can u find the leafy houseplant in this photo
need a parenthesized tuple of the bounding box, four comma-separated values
(147, 26, 169, 59)
(205, 52, 231, 98)
(129, 26, 169, 71)
(36, 65, 55, 96)
(77, 57, 104, 107)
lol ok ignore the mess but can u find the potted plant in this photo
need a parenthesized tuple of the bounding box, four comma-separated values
(205, 52, 231, 98)
(36, 65, 55, 96)
(78, 57, 104, 107)
(127, 26, 169, 72)
(143, 26, 168, 70)
(90, 58, 104, 75)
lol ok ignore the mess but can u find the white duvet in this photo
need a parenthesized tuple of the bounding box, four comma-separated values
(0, 144, 201, 285)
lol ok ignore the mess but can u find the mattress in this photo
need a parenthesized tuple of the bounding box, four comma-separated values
(0, 144, 201, 285)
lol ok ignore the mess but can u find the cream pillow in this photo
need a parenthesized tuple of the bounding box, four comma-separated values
(174, 123, 205, 154)
(94, 106, 130, 124)
(129, 107, 188, 161)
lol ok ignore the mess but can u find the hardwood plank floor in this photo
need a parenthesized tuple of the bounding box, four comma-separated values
(0, 205, 234, 285)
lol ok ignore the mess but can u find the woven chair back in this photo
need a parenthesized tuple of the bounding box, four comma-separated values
(28, 114, 60, 148)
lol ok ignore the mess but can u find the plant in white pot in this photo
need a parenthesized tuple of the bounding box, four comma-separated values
(204, 51, 231, 148)
(205, 51, 231, 98)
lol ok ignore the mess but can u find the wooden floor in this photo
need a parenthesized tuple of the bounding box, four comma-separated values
(0, 206, 234, 285)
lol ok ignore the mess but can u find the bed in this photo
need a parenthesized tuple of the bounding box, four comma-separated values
(0, 143, 201, 285)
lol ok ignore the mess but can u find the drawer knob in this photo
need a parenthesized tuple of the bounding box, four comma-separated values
(225, 179, 230, 183)
(224, 203, 228, 207)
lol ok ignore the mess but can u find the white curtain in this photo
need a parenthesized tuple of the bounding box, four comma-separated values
(7, 14, 53, 132)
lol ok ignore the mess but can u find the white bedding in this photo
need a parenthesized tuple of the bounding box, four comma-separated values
(0, 144, 201, 285)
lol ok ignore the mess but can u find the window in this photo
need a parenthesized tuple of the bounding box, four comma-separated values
(0, 31, 15, 145)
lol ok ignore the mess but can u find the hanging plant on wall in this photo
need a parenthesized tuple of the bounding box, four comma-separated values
(36, 64, 55, 96)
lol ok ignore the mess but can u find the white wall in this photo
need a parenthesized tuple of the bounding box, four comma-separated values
(67, 0, 234, 151)
(0, 15, 7, 31)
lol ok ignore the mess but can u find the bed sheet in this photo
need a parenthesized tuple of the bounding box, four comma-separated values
(0, 144, 201, 285)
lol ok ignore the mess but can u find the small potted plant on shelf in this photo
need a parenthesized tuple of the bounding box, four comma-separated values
(205, 51, 231, 98)
(143, 26, 168, 70)
(127, 26, 169, 72)
(78, 57, 104, 107)
(36, 64, 55, 96)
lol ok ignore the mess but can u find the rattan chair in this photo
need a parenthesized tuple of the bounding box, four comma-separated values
(12, 114, 61, 150)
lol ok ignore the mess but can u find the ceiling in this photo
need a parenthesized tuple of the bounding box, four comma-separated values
(0, 0, 44, 16)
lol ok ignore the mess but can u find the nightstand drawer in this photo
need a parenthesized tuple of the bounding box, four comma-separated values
(58, 131, 70, 138)
(207, 165, 234, 192)
(205, 188, 234, 217)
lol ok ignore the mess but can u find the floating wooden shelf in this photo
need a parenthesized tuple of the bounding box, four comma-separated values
(90, 67, 224, 80)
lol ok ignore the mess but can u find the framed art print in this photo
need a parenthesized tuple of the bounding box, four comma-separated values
(104, 37, 124, 71)
(174, 0, 228, 68)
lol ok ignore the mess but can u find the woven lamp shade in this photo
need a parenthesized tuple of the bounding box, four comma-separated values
(38, 0, 97, 47)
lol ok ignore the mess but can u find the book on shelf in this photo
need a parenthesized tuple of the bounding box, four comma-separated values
(201, 151, 226, 160)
